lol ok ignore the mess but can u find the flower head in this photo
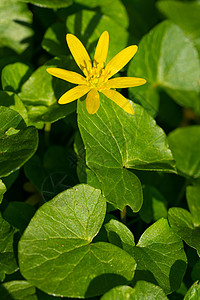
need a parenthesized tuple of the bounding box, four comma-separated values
(47, 31, 146, 115)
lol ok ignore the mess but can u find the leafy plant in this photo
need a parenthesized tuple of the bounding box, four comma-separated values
(0, 0, 200, 299)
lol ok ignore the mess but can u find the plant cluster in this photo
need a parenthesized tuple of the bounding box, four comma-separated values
(0, 0, 200, 299)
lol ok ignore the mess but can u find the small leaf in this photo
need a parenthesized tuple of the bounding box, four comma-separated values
(0, 91, 28, 124)
(1, 62, 33, 93)
(101, 281, 168, 300)
(19, 58, 76, 127)
(0, 280, 37, 300)
(139, 185, 167, 224)
(0, 106, 38, 177)
(105, 219, 135, 255)
(168, 185, 200, 256)
(168, 126, 200, 179)
(184, 281, 200, 300)
(0, 180, 6, 204)
(18, 184, 136, 298)
(131, 218, 187, 294)
(0, 213, 18, 282)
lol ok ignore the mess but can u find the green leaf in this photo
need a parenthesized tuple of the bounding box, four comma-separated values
(0, 0, 33, 54)
(186, 185, 200, 227)
(77, 94, 175, 211)
(18, 184, 136, 298)
(101, 281, 168, 300)
(105, 219, 135, 255)
(168, 126, 200, 179)
(42, 10, 129, 60)
(131, 218, 187, 294)
(0, 106, 38, 178)
(74, 0, 129, 28)
(184, 281, 200, 300)
(3, 202, 36, 234)
(1, 62, 33, 93)
(20, 0, 73, 8)
(0, 180, 6, 204)
(0, 91, 28, 124)
(169, 207, 200, 255)
(192, 260, 200, 282)
(0, 280, 37, 300)
(157, 1, 200, 54)
(128, 20, 200, 116)
(0, 213, 18, 282)
(139, 185, 168, 224)
(19, 58, 76, 127)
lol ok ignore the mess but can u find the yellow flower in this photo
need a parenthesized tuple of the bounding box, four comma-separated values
(47, 31, 146, 115)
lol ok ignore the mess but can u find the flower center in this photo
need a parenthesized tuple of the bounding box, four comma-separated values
(86, 62, 108, 89)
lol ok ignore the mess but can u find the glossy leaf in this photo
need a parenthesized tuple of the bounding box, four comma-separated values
(128, 21, 200, 116)
(168, 126, 200, 179)
(78, 94, 175, 211)
(0, 106, 38, 177)
(0, 280, 37, 300)
(131, 218, 187, 294)
(18, 184, 136, 298)
(101, 281, 168, 300)
(0, 213, 18, 282)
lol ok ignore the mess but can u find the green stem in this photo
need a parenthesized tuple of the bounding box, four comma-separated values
(44, 123, 51, 147)
(120, 206, 126, 224)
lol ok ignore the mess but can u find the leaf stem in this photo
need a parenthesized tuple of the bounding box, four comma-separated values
(44, 123, 51, 147)
(120, 206, 126, 224)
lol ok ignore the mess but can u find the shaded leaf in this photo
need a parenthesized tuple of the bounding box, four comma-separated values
(131, 218, 187, 294)
(0, 280, 37, 300)
(128, 21, 200, 116)
(0, 0, 33, 54)
(0, 213, 18, 282)
(20, 0, 72, 8)
(105, 219, 135, 255)
(1, 62, 33, 93)
(101, 281, 168, 299)
(157, 1, 200, 54)
(0, 106, 38, 178)
(19, 58, 76, 127)
(168, 126, 200, 179)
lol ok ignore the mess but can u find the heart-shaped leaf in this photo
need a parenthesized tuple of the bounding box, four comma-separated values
(18, 184, 136, 298)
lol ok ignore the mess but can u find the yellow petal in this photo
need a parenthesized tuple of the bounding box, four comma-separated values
(102, 89, 135, 115)
(66, 34, 92, 77)
(86, 89, 100, 114)
(93, 31, 109, 69)
(46, 68, 87, 84)
(104, 45, 138, 79)
(104, 77, 147, 88)
(58, 85, 91, 104)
